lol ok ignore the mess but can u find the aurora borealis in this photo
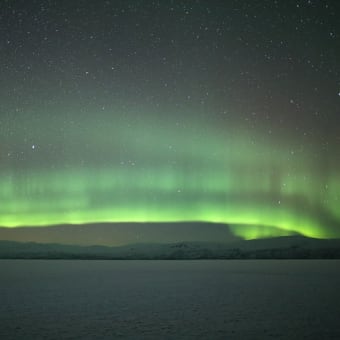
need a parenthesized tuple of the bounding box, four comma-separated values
(1, 1, 340, 240)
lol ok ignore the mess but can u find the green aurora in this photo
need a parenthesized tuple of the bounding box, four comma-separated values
(1, 110, 340, 239)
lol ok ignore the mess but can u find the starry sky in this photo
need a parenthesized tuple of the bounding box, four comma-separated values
(1, 0, 340, 240)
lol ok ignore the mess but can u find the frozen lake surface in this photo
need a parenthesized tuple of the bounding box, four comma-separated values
(1, 260, 340, 339)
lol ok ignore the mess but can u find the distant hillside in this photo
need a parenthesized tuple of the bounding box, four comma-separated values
(1, 236, 340, 259)
(0, 222, 242, 246)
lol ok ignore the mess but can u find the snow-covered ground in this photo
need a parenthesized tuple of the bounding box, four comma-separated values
(1, 260, 340, 339)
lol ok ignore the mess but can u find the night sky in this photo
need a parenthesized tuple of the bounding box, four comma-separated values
(1, 0, 340, 240)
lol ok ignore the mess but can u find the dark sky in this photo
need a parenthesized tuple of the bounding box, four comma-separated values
(1, 0, 340, 240)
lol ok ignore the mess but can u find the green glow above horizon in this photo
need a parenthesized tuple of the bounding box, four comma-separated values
(1, 110, 340, 239)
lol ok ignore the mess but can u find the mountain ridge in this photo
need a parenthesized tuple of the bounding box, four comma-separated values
(0, 222, 242, 246)
(1, 236, 340, 259)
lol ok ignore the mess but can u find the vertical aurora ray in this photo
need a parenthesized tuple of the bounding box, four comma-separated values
(1, 112, 339, 239)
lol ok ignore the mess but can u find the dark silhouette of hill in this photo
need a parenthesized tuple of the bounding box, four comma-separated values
(1, 236, 340, 259)
(0, 222, 242, 246)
